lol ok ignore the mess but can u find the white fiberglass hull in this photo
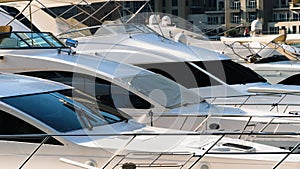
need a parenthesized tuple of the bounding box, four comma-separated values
(1, 52, 300, 149)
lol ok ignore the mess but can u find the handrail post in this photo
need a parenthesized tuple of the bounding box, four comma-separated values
(188, 135, 225, 168)
(273, 141, 300, 169)
(19, 135, 50, 169)
(238, 116, 253, 139)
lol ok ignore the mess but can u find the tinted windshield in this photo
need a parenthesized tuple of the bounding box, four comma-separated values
(1, 89, 129, 132)
(192, 60, 267, 85)
(0, 32, 65, 49)
(120, 71, 203, 108)
(137, 62, 222, 88)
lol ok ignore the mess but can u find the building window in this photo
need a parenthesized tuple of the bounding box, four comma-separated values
(191, 0, 201, 6)
(247, 0, 256, 8)
(293, 25, 297, 33)
(207, 16, 219, 25)
(249, 12, 257, 22)
(293, 12, 299, 21)
(219, 1, 225, 10)
(273, 13, 278, 21)
(172, 9, 178, 16)
(280, 0, 288, 8)
(191, 8, 203, 14)
(231, 13, 241, 23)
(163, 0, 166, 7)
(172, 0, 178, 6)
(221, 15, 225, 24)
(269, 26, 279, 34)
(231, 0, 240, 10)
(279, 13, 287, 21)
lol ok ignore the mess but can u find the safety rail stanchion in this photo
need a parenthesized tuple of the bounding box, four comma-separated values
(250, 118, 274, 142)
(103, 135, 137, 169)
(270, 94, 287, 112)
(188, 135, 225, 168)
(273, 141, 300, 169)
(19, 135, 50, 169)
(193, 114, 211, 132)
(238, 116, 253, 139)
(180, 153, 196, 169)
(239, 95, 251, 108)
(179, 116, 189, 130)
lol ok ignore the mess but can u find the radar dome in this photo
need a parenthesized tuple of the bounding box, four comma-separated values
(149, 15, 161, 25)
(174, 32, 187, 44)
(251, 19, 262, 32)
(161, 16, 171, 26)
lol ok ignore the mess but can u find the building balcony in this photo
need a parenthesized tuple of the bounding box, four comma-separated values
(230, 20, 241, 24)
(269, 18, 299, 22)
(290, 2, 300, 9)
(205, 10, 225, 14)
(246, 7, 257, 12)
(230, 6, 241, 10)
(273, 5, 290, 11)
(246, 5, 256, 9)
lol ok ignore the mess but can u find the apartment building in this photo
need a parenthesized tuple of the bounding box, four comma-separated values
(269, 0, 300, 34)
(154, 0, 300, 34)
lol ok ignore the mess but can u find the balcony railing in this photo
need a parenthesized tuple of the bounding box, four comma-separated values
(273, 5, 290, 8)
(247, 5, 257, 8)
(230, 6, 241, 10)
(230, 20, 241, 24)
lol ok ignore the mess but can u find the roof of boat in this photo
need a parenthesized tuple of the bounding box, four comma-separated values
(73, 31, 231, 62)
(0, 73, 71, 98)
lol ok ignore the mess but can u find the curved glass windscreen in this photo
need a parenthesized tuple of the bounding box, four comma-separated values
(120, 71, 203, 108)
(137, 60, 266, 89)
(1, 89, 129, 132)
(58, 24, 154, 39)
(0, 32, 65, 49)
(192, 60, 267, 85)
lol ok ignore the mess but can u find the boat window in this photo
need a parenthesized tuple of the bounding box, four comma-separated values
(222, 143, 254, 151)
(120, 70, 203, 108)
(0, 32, 65, 49)
(279, 74, 300, 85)
(0, 109, 62, 145)
(254, 55, 289, 64)
(1, 89, 130, 132)
(192, 60, 267, 85)
(19, 71, 152, 109)
(137, 62, 222, 88)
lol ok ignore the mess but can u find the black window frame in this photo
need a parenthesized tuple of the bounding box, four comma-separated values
(0, 109, 63, 145)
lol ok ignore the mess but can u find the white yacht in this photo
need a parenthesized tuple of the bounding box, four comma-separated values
(145, 14, 300, 85)
(54, 24, 300, 116)
(1, 31, 300, 151)
(16, 7, 299, 115)
(4, 73, 299, 169)
(2, 0, 300, 148)
(0, 30, 261, 130)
